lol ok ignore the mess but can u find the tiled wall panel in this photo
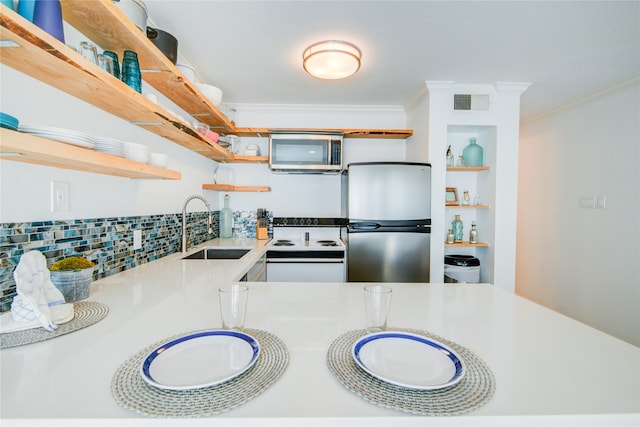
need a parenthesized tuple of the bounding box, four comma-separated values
(0, 212, 217, 312)
(0, 210, 270, 312)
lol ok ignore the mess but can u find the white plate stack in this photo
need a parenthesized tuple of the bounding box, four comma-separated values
(19, 124, 95, 149)
(94, 137, 125, 157)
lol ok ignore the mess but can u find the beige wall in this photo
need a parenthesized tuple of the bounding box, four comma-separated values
(517, 79, 640, 346)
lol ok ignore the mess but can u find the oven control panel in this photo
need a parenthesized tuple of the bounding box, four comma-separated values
(272, 217, 347, 227)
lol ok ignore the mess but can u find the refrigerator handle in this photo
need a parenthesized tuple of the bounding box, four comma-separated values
(348, 222, 381, 231)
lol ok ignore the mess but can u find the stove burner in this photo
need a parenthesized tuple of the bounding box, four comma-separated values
(273, 240, 294, 246)
(317, 240, 338, 246)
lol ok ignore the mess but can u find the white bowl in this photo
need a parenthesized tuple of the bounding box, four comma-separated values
(149, 152, 168, 168)
(176, 64, 196, 82)
(124, 142, 149, 163)
(244, 143, 260, 156)
(195, 83, 223, 106)
(113, 0, 147, 32)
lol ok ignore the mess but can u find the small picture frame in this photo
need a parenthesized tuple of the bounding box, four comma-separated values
(445, 187, 459, 206)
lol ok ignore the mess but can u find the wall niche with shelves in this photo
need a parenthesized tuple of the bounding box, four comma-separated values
(444, 125, 497, 279)
(417, 81, 529, 291)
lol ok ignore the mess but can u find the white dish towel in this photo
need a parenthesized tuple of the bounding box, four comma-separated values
(6, 251, 73, 332)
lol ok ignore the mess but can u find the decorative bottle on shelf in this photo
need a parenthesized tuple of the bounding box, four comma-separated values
(462, 137, 483, 167)
(446, 145, 454, 166)
(452, 215, 463, 243)
(462, 190, 471, 206)
(219, 194, 233, 238)
(446, 229, 455, 244)
(469, 222, 478, 244)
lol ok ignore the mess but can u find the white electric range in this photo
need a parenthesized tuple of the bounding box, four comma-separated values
(266, 218, 346, 282)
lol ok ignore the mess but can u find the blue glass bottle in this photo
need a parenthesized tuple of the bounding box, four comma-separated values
(463, 137, 483, 167)
(452, 215, 463, 243)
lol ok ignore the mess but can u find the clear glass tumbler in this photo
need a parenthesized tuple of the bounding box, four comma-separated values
(363, 285, 392, 333)
(97, 54, 114, 75)
(218, 284, 248, 330)
(102, 51, 120, 79)
(78, 41, 98, 65)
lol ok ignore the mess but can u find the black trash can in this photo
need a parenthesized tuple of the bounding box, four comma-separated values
(444, 255, 480, 283)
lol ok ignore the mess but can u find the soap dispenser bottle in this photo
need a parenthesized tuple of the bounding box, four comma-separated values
(220, 194, 233, 238)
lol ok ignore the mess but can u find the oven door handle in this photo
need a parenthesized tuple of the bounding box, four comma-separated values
(266, 259, 344, 263)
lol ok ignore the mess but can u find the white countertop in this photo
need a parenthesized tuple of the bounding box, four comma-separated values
(1, 238, 638, 426)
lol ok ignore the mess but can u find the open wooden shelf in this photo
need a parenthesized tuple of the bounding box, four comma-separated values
(234, 127, 413, 139)
(445, 242, 489, 247)
(202, 184, 271, 192)
(60, 0, 236, 136)
(0, 5, 237, 161)
(446, 205, 490, 209)
(0, 129, 181, 180)
(223, 155, 269, 164)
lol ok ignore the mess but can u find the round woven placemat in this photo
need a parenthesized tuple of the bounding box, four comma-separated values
(327, 328, 495, 416)
(111, 328, 290, 417)
(0, 301, 109, 349)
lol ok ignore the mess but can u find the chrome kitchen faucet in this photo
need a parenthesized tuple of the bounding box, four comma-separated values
(182, 195, 213, 253)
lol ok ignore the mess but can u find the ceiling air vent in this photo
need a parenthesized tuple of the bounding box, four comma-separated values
(453, 94, 490, 111)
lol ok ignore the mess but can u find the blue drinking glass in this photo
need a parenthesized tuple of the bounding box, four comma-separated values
(17, 0, 36, 21)
(2, 0, 16, 11)
(121, 50, 142, 93)
(32, 0, 65, 43)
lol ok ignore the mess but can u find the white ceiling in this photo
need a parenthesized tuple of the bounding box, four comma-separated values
(144, 1, 640, 121)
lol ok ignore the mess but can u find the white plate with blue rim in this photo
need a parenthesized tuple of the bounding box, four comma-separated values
(140, 330, 260, 390)
(352, 331, 465, 390)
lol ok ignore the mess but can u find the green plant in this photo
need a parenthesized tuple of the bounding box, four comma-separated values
(50, 257, 94, 271)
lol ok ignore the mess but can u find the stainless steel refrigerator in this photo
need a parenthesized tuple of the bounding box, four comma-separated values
(342, 162, 431, 282)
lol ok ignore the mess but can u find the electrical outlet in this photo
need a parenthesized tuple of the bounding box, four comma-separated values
(133, 229, 142, 250)
(50, 181, 69, 212)
(596, 195, 607, 209)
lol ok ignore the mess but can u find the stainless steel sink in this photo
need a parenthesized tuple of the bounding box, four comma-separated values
(182, 248, 251, 260)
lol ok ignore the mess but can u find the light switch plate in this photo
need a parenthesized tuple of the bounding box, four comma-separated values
(578, 196, 595, 208)
(50, 181, 69, 212)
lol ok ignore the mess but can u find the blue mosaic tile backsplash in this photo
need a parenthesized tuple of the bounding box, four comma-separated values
(0, 210, 271, 312)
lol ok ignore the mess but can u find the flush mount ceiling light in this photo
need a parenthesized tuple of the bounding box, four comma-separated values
(303, 40, 361, 80)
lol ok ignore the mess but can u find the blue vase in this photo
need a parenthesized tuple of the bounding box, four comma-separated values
(17, 0, 36, 21)
(33, 0, 65, 43)
(463, 137, 483, 167)
(452, 215, 463, 243)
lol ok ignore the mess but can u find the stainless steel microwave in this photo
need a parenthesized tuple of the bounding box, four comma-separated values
(269, 130, 343, 173)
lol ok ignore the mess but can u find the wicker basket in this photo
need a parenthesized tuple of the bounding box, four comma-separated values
(50, 268, 94, 302)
